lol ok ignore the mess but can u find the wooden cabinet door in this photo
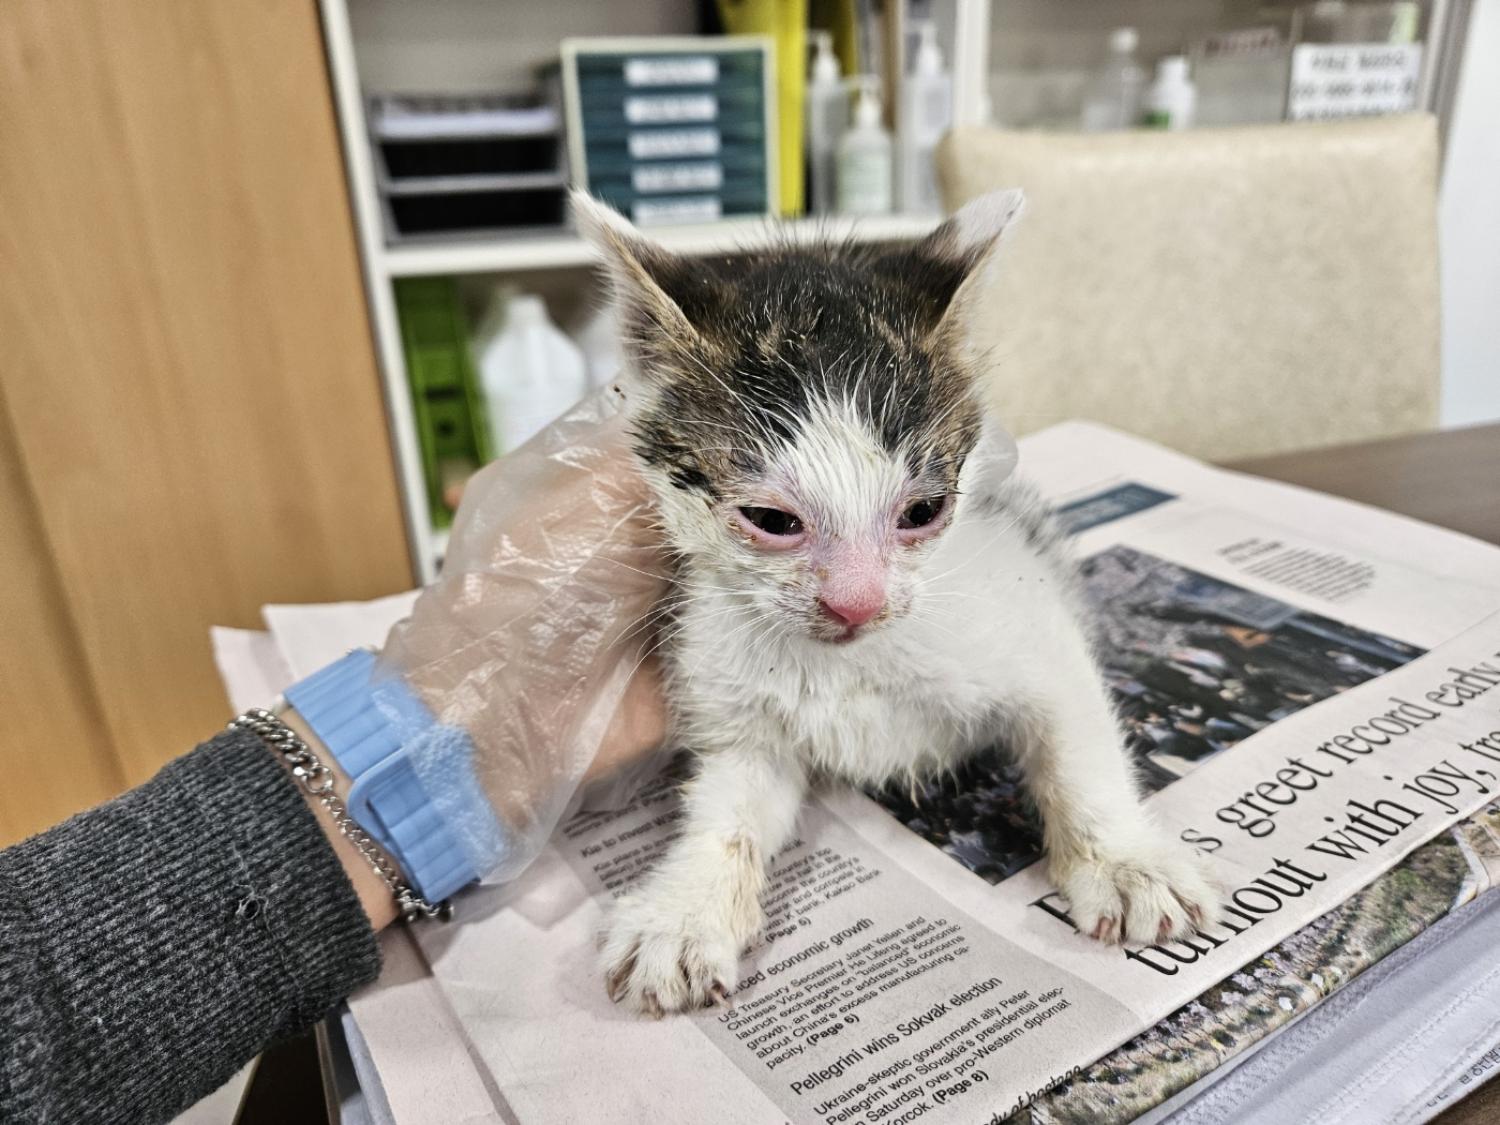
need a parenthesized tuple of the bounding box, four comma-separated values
(0, 0, 413, 843)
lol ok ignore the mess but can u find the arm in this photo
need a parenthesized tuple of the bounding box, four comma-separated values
(0, 664, 666, 1125)
(0, 726, 381, 1125)
(280, 706, 400, 931)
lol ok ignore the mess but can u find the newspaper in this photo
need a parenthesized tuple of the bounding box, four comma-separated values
(215, 421, 1500, 1124)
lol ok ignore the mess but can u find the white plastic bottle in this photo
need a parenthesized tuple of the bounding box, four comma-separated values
(474, 291, 589, 455)
(571, 303, 622, 389)
(898, 22, 953, 215)
(1141, 55, 1196, 130)
(837, 77, 893, 215)
(1081, 27, 1145, 132)
(805, 31, 847, 216)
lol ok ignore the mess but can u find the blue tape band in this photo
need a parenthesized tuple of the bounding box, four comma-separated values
(284, 650, 504, 903)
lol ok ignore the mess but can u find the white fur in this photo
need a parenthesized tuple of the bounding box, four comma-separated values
(600, 411, 1221, 1015)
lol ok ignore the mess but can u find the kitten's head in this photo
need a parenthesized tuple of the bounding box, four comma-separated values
(576, 189, 1024, 645)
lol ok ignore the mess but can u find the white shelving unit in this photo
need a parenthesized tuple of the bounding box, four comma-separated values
(317, 0, 1464, 581)
(382, 213, 943, 279)
(318, 0, 954, 581)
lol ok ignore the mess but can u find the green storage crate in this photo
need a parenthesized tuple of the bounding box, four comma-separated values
(394, 277, 492, 529)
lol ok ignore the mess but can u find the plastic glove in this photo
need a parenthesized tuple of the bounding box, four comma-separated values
(372, 387, 669, 887)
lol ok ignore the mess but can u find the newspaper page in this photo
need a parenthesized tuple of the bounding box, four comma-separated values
(227, 421, 1500, 1124)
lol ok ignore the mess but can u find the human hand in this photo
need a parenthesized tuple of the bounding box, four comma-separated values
(374, 388, 670, 887)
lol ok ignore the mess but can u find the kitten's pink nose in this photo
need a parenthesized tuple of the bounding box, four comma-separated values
(819, 592, 884, 628)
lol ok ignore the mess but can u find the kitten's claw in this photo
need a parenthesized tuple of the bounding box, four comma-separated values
(604, 950, 637, 1004)
(641, 987, 665, 1020)
(1051, 835, 1220, 946)
(600, 893, 746, 1016)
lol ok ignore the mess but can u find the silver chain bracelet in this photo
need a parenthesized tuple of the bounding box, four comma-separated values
(230, 707, 451, 923)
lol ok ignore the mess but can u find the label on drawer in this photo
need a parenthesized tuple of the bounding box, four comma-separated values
(627, 128, 722, 159)
(624, 56, 719, 87)
(632, 197, 722, 226)
(624, 94, 718, 125)
(631, 162, 724, 193)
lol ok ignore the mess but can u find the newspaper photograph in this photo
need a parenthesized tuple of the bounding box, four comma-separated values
(218, 421, 1500, 1125)
(1022, 800, 1500, 1123)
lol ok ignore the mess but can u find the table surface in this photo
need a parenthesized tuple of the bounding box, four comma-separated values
(235, 422, 1500, 1125)
(1221, 422, 1500, 1125)
(1227, 422, 1500, 546)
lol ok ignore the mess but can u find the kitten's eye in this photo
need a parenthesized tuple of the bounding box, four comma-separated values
(738, 506, 804, 537)
(898, 497, 948, 530)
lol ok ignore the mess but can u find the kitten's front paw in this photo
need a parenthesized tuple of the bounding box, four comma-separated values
(601, 892, 747, 1016)
(1052, 836, 1220, 945)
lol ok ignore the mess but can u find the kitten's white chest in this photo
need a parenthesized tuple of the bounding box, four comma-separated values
(674, 647, 969, 786)
(766, 651, 971, 783)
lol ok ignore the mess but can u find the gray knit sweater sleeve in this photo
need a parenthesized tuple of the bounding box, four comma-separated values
(0, 728, 383, 1124)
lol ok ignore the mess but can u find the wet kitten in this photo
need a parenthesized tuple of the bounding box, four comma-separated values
(575, 190, 1220, 1015)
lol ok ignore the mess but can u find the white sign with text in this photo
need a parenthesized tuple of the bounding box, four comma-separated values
(1288, 43, 1423, 119)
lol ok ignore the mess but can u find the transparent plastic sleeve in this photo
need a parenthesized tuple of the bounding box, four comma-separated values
(375, 389, 669, 885)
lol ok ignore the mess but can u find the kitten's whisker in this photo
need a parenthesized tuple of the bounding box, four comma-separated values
(914, 589, 993, 604)
(612, 599, 689, 648)
(598, 557, 672, 584)
(906, 608, 966, 647)
(616, 597, 752, 690)
(915, 512, 1024, 589)
(599, 557, 744, 600)
(610, 577, 756, 657)
(674, 610, 774, 694)
(654, 601, 754, 649)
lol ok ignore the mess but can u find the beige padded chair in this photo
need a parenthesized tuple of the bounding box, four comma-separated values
(937, 114, 1440, 460)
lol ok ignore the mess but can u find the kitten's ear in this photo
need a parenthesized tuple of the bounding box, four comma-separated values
(572, 191, 707, 358)
(909, 188, 1026, 344)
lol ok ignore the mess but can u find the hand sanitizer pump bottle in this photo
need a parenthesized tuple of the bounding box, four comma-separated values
(1081, 27, 1146, 132)
(898, 22, 953, 215)
(805, 31, 847, 216)
(837, 76, 893, 216)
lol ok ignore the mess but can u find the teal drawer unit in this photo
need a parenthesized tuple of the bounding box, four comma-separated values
(561, 37, 776, 226)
